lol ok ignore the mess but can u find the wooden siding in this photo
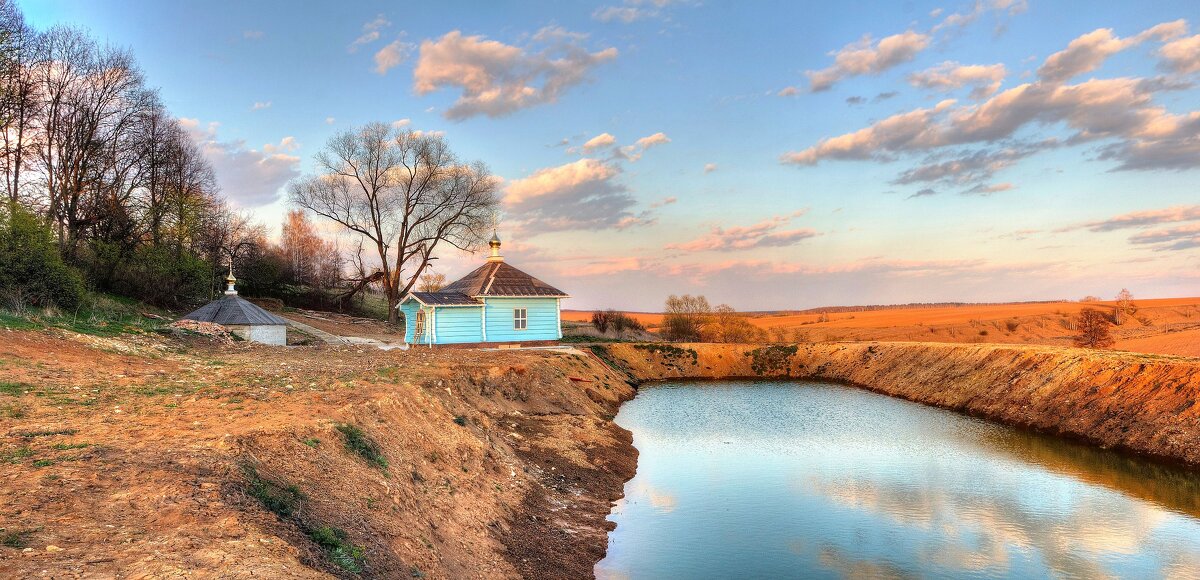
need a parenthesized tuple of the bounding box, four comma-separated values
(483, 298, 560, 342)
(431, 305, 485, 344)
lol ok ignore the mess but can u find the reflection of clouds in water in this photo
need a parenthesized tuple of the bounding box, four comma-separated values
(802, 475, 1189, 578)
(629, 480, 677, 513)
(816, 545, 914, 580)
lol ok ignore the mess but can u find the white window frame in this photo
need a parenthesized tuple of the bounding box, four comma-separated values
(513, 308, 528, 330)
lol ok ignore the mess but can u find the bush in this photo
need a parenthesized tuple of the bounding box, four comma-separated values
(0, 203, 86, 311)
(336, 423, 388, 469)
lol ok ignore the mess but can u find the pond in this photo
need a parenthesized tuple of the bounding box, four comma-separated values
(596, 380, 1200, 579)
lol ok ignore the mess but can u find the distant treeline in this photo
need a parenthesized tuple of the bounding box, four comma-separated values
(754, 300, 1073, 317)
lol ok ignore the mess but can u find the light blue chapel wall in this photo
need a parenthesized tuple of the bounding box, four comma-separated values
(431, 306, 485, 344)
(483, 298, 560, 342)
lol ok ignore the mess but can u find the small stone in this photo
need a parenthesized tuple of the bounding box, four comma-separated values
(45, 545, 64, 553)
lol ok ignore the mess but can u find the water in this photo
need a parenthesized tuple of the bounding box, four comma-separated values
(596, 381, 1200, 579)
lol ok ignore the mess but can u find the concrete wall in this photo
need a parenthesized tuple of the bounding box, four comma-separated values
(226, 324, 286, 345)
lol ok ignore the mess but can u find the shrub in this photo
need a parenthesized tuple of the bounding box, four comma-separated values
(1005, 319, 1020, 332)
(243, 465, 304, 518)
(0, 203, 85, 311)
(308, 526, 365, 573)
(336, 423, 388, 469)
(590, 310, 613, 333)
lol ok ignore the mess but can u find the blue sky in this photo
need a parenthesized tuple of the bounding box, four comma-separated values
(19, 0, 1200, 310)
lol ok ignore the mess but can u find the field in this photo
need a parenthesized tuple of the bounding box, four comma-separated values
(565, 297, 1200, 358)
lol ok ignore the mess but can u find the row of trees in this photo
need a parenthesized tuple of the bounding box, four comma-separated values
(660, 294, 778, 343)
(0, 1, 259, 308)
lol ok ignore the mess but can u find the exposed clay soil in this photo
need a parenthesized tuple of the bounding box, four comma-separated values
(596, 341, 1200, 465)
(5, 325, 1200, 579)
(0, 328, 635, 579)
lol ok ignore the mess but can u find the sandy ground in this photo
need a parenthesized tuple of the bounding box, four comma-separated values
(0, 327, 635, 579)
(567, 297, 1200, 357)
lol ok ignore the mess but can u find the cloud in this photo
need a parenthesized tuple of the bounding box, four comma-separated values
(349, 14, 390, 52)
(635, 132, 670, 148)
(582, 132, 617, 152)
(242, 30, 264, 40)
(391, 118, 411, 128)
(593, 6, 648, 23)
(806, 31, 931, 91)
(179, 118, 300, 208)
(262, 136, 299, 154)
(251, 101, 272, 111)
(909, 61, 1006, 99)
(908, 187, 937, 199)
(413, 27, 617, 120)
(1071, 205, 1200, 232)
(651, 196, 678, 207)
(592, 0, 686, 24)
(961, 182, 1014, 195)
(778, 86, 800, 97)
(503, 158, 643, 231)
(931, 0, 1028, 34)
(374, 37, 413, 75)
(891, 140, 1056, 187)
(1037, 21, 1186, 83)
(617, 132, 671, 161)
(1160, 34, 1200, 74)
(1129, 223, 1200, 250)
(668, 211, 816, 252)
(784, 21, 1200, 176)
(325, 117, 335, 125)
(703, 163, 717, 173)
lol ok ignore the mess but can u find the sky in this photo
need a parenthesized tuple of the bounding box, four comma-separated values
(18, 0, 1200, 310)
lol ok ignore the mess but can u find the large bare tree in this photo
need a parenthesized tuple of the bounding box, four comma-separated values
(288, 123, 499, 323)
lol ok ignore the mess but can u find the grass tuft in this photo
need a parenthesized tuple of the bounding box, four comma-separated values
(308, 525, 366, 573)
(243, 464, 304, 518)
(336, 423, 388, 469)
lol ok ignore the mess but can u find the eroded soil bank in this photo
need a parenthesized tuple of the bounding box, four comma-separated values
(5, 331, 1200, 579)
(594, 342, 1200, 466)
(0, 330, 636, 579)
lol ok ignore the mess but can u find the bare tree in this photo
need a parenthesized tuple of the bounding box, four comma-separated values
(1114, 288, 1135, 325)
(662, 294, 711, 342)
(1073, 308, 1115, 349)
(289, 123, 499, 323)
(418, 271, 445, 292)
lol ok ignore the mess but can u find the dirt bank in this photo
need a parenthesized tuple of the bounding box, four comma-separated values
(593, 342, 1200, 466)
(0, 330, 636, 579)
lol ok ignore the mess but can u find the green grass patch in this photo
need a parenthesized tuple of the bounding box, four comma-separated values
(3, 446, 32, 463)
(302, 437, 320, 448)
(32, 459, 53, 468)
(452, 415, 467, 427)
(243, 464, 304, 518)
(52, 442, 89, 450)
(0, 381, 32, 396)
(17, 428, 77, 438)
(1, 528, 36, 548)
(0, 293, 169, 337)
(336, 423, 388, 469)
(308, 526, 366, 573)
(2, 404, 25, 418)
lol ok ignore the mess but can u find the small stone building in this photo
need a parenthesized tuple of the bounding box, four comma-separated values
(182, 271, 288, 345)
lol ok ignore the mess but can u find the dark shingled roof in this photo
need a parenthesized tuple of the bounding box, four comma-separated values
(409, 291, 482, 306)
(182, 295, 289, 326)
(440, 261, 568, 298)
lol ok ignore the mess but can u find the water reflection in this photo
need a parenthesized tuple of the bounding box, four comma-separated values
(597, 381, 1200, 579)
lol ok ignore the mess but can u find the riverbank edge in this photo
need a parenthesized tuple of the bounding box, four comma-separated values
(590, 342, 1200, 468)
